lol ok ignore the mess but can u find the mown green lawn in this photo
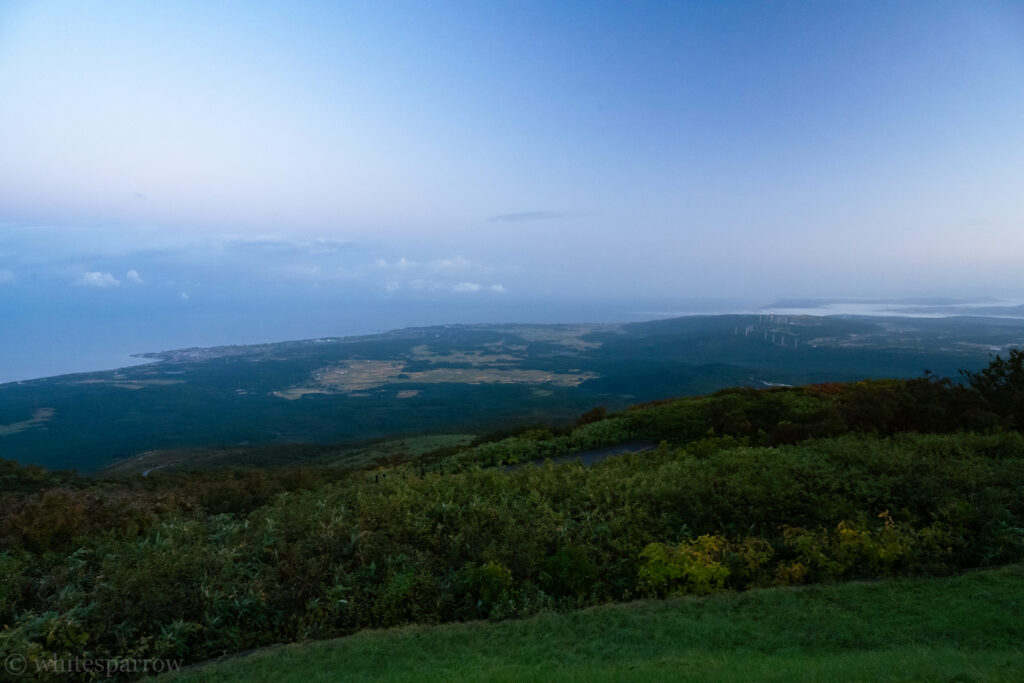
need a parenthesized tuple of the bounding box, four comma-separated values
(162, 565, 1023, 682)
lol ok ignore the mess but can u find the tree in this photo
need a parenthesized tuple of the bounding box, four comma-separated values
(960, 348, 1024, 428)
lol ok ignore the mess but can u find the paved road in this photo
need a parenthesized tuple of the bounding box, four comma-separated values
(507, 441, 657, 470)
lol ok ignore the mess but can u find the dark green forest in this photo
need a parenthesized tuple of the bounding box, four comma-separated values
(5, 314, 1023, 472)
(2, 351, 1024, 679)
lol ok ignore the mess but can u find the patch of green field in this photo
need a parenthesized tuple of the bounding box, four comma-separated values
(0, 407, 54, 436)
(162, 565, 1024, 682)
(275, 359, 598, 399)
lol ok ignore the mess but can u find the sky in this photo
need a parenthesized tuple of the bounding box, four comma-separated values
(2, 1, 1024, 380)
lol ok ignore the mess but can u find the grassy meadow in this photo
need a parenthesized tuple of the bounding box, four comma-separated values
(164, 566, 1024, 682)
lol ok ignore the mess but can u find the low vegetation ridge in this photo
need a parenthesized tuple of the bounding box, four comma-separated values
(2, 351, 1024, 680)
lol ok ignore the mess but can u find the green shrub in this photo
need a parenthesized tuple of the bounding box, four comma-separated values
(638, 536, 732, 596)
(2, 399, 1023, 677)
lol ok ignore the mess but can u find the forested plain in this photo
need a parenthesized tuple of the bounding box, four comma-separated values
(5, 314, 1024, 472)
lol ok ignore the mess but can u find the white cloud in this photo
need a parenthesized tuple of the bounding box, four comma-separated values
(126, 269, 144, 284)
(490, 284, 506, 293)
(359, 254, 502, 294)
(370, 257, 416, 271)
(409, 278, 443, 291)
(180, 291, 190, 301)
(432, 255, 474, 270)
(0, 269, 14, 283)
(76, 271, 120, 288)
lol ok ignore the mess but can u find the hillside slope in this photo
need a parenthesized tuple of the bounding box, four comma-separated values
(4, 363, 1024, 679)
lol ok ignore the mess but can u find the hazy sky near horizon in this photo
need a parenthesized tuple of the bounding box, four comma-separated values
(2, 0, 1024, 309)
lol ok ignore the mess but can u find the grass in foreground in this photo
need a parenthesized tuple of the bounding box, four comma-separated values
(163, 565, 1024, 682)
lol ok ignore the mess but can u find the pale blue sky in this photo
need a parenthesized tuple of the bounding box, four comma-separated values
(2, 1, 1024, 380)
